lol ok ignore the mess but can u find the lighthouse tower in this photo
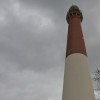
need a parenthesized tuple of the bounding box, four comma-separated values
(62, 5, 95, 100)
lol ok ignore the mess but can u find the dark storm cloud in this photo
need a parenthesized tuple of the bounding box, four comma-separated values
(0, 23, 64, 70)
(0, 0, 64, 99)
(0, 0, 66, 72)
(0, 15, 64, 71)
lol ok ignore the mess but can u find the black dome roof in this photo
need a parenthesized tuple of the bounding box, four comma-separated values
(66, 5, 83, 23)
(69, 5, 80, 11)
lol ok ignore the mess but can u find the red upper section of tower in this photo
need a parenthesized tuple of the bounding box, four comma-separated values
(66, 5, 87, 57)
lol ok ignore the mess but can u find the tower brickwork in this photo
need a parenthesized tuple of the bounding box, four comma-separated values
(62, 5, 95, 100)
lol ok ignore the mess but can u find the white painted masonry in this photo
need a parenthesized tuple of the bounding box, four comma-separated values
(62, 53, 95, 100)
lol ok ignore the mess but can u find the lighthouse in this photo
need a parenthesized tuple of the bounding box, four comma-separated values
(62, 5, 95, 100)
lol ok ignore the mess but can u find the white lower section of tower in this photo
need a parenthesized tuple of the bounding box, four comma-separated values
(62, 53, 95, 100)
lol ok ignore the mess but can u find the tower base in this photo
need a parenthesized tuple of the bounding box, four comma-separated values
(62, 53, 95, 100)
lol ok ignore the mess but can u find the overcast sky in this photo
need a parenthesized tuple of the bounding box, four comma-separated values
(0, 0, 100, 100)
